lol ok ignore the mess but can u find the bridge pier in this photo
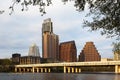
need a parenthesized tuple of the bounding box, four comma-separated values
(15, 67, 17, 72)
(48, 68, 51, 73)
(75, 68, 78, 73)
(68, 67, 70, 73)
(37, 68, 39, 73)
(45, 68, 47, 73)
(15, 67, 81, 73)
(72, 67, 74, 73)
(41, 68, 43, 73)
(64, 66, 66, 73)
(79, 68, 81, 73)
(115, 65, 120, 73)
(63, 67, 81, 73)
(32, 67, 34, 73)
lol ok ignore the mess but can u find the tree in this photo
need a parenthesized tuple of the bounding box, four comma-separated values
(113, 42, 120, 60)
(9, 0, 52, 16)
(64, 0, 120, 39)
(1, 0, 120, 39)
(113, 42, 120, 53)
(83, 0, 120, 40)
(0, 59, 12, 65)
(0, 59, 14, 72)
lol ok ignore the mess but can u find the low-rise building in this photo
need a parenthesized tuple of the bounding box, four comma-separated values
(20, 56, 41, 64)
(101, 58, 113, 61)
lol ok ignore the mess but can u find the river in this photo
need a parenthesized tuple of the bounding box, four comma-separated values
(0, 73, 120, 80)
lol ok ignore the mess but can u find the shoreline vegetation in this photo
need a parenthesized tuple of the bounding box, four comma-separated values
(0, 65, 14, 72)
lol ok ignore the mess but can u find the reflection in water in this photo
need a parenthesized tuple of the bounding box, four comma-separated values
(39, 73, 77, 80)
(0, 73, 120, 80)
(114, 74, 119, 80)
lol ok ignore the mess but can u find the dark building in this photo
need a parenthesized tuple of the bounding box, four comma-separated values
(59, 41, 77, 62)
(20, 56, 40, 64)
(12, 53, 21, 64)
(79, 42, 101, 62)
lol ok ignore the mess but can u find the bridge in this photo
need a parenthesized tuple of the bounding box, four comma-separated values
(15, 61, 120, 73)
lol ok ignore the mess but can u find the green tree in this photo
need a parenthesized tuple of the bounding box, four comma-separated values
(112, 42, 120, 53)
(0, 59, 13, 72)
(82, 0, 120, 40)
(0, 59, 12, 65)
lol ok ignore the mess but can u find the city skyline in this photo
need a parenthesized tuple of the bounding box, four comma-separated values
(0, 0, 116, 58)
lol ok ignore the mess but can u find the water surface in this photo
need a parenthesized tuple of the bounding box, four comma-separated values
(0, 73, 120, 80)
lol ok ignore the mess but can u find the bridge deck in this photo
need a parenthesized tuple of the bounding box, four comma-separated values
(15, 61, 120, 67)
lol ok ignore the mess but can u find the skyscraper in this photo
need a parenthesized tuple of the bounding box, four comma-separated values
(59, 41, 77, 62)
(42, 18, 59, 61)
(28, 43, 40, 57)
(79, 42, 101, 62)
(42, 18, 53, 33)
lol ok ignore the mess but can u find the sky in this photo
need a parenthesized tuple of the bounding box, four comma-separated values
(0, 0, 116, 59)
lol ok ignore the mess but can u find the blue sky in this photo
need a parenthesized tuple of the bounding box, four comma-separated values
(0, 0, 116, 59)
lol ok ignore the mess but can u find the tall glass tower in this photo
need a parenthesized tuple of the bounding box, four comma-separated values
(42, 18, 53, 33)
(28, 43, 40, 57)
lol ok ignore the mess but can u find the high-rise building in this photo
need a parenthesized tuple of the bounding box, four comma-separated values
(59, 41, 77, 62)
(79, 42, 101, 62)
(28, 43, 40, 57)
(42, 18, 59, 61)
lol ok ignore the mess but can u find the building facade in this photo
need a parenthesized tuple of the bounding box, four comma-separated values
(79, 42, 101, 62)
(28, 43, 40, 57)
(20, 56, 40, 64)
(42, 18, 59, 61)
(101, 58, 113, 61)
(59, 41, 77, 62)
